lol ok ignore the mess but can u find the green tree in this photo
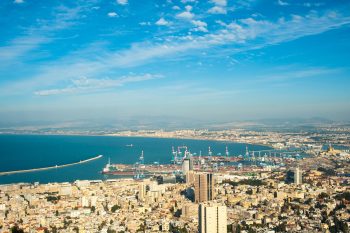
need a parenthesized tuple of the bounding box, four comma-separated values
(111, 204, 121, 213)
(11, 225, 24, 233)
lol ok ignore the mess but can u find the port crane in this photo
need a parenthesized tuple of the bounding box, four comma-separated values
(134, 151, 145, 180)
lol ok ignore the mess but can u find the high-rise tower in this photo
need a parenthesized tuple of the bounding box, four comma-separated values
(199, 202, 227, 233)
(294, 167, 302, 185)
(195, 173, 215, 203)
(182, 159, 190, 174)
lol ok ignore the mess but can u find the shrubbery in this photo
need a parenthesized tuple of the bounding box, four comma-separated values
(223, 179, 265, 187)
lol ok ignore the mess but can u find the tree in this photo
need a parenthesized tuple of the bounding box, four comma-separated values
(235, 224, 241, 233)
(46, 195, 60, 203)
(274, 222, 286, 232)
(111, 204, 121, 213)
(335, 192, 350, 201)
(11, 225, 24, 233)
(170, 225, 188, 233)
(51, 226, 58, 233)
(246, 189, 253, 195)
(136, 223, 145, 232)
(318, 192, 329, 199)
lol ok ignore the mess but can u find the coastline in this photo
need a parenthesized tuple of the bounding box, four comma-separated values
(105, 134, 274, 149)
(0, 132, 274, 149)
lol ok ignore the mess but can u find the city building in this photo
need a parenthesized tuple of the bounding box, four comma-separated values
(189, 155, 194, 171)
(199, 202, 227, 233)
(186, 170, 196, 185)
(294, 167, 302, 185)
(138, 183, 147, 201)
(182, 203, 198, 219)
(195, 173, 215, 203)
(182, 159, 190, 174)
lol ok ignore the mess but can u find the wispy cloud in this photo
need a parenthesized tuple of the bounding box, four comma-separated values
(34, 74, 162, 96)
(155, 18, 169, 26)
(107, 12, 118, 18)
(181, 0, 197, 3)
(208, 0, 227, 14)
(208, 6, 227, 14)
(256, 67, 342, 83)
(116, 0, 128, 5)
(191, 20, 208, 32)
(0, 3, 92, 66)
(277, 0, 289, 6)
(176, 11, 194, 19)
(176, 6, 195, 20)
(13, 0, 24, 4)
(303, 2, 324, 7)
(2, 8, 350, 96)
(0, 37, 49, 63)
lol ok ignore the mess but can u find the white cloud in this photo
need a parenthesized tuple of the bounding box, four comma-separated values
(107, 12, 118, 18)
(176, 11, 194, 20)
(215, 20, 227, 26)
(185, 5, 193, 11)
(176, 5, 195, 20)
(172, 5, 180, 10)
(181, 0, 197, 3)
(208, 6, 227, 14)
(155, 18, 169, 26)
(303, 2, 324, 7)
(211, 0, 227, 6)
(257, 67, 340, 83)
(192, 20, 207, 27)
(35, 74, 162, 96)
(100, 11, 350, 67)
(0, 4, 88, 66)
(0, 37, 49, 64)
(277, 0, 289, 6)
(116, 0, 128, 5)
(13, 0, 24, 4)
(208, 0, 227, 14)
(193, 26, 208, 32)
(192, 20, 208, 32)
(140, 21, 151, 26)
(3, 10, 350, 96)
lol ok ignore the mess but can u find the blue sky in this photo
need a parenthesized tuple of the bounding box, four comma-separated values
(0, 0, 349, 126)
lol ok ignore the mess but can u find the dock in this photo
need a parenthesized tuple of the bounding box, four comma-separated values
(0, 155, 103, 176)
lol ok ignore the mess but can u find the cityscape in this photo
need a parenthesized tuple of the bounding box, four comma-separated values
(0, 126, 350, 232)
(1, 0, 350, 232)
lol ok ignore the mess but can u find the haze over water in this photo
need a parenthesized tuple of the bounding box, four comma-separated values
(0, 135, 270, 184)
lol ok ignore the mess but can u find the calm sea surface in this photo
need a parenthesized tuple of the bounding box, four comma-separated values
(0, 134, 270, 184)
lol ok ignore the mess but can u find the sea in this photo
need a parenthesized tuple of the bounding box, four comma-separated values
(0, 134, 271, 184)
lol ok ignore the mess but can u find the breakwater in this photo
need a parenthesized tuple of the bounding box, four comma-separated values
(0, 155, 103, 176)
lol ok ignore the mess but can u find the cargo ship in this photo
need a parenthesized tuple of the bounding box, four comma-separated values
(101, 158, 135, 175)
